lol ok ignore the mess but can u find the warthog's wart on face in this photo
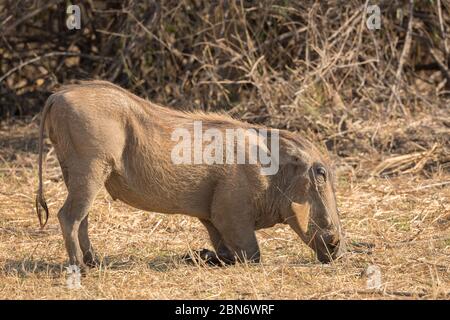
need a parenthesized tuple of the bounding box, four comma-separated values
(35, 80, 345, 272)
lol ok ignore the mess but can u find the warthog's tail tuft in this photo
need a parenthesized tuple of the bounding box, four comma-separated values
(35, 193, 49, 229)
(35, 96, 54, 229)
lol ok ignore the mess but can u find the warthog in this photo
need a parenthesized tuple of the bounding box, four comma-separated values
(35, 81, 345, 270)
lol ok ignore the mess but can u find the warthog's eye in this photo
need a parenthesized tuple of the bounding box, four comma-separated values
(315, 166, 327, 183)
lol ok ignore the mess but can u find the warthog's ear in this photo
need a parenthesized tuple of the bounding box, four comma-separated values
(291, 202, 310, 234)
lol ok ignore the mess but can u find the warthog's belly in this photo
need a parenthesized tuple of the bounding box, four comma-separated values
(104, 171, 154, 211)
(104, 170, 211, 219)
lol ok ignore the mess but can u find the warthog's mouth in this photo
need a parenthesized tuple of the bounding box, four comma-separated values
(314, 233, 346, 263)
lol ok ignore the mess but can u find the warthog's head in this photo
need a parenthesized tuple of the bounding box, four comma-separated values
(277, 134, 346, 263)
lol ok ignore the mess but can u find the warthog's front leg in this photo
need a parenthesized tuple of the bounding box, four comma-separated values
(210, 169, 261, 264)
(199, 219, 235, 265)
(217, 222, 261, 263)
(210, 211, 261, 264)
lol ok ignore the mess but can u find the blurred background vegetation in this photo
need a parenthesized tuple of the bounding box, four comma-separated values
(0, 0, 449, 174)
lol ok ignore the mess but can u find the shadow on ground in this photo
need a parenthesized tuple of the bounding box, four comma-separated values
(98, 249, 228, 272)
(0, 249, 226, 279)
(1, 259, 64, 277)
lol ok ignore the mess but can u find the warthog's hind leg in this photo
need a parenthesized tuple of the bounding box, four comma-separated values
(59, 164, 99, 268)
(58, 162, 105, 272)
(78, 216, 99, 267)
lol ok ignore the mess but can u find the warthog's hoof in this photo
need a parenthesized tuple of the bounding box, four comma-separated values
(182, 249, 234, 266)
(83, 252, 100, 268)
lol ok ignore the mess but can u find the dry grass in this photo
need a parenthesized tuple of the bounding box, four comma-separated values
(0, 119, 448, 300)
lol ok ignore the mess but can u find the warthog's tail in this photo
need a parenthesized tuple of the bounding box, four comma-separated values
(35, 96, 54, 228)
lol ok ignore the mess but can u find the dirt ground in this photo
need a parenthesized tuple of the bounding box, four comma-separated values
(0, 120, 448, 300)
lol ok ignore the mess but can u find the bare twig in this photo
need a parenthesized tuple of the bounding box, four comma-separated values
(389, 0, 414, 115)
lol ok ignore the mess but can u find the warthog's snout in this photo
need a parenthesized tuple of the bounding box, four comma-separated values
(314, 231, 346, 263)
